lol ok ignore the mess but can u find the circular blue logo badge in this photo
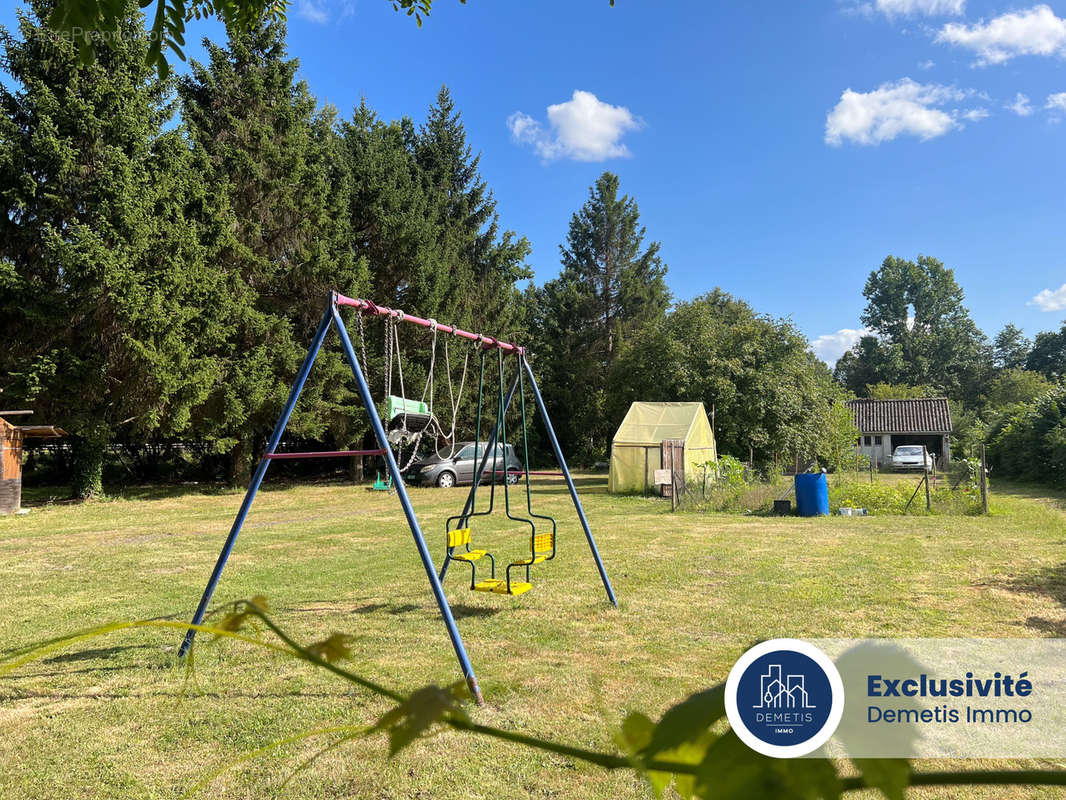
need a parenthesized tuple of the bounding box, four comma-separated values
(725, 639, 844, 758)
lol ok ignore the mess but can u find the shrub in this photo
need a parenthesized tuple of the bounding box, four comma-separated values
(989, 384, 1066, 486)
(829, 477, 983, 516)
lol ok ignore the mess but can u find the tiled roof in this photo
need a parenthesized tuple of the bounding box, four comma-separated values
(846, 398, 952, 434)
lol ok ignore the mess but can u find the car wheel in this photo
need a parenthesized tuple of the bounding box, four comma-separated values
(436, 471, 456, 488)
(506, 472, 520, 485)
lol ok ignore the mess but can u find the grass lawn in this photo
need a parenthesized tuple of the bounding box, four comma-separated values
(2, 474, 1066, 799)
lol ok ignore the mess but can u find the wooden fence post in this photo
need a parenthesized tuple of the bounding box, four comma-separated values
(923, 445, 931, 511)
(980, 443, 989, 514)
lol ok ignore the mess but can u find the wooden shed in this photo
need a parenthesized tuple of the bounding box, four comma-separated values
(0, 411, 66, 514)
(846, 397, 952, 468)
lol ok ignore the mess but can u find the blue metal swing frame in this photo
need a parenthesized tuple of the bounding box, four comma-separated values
(177, 291, 617, 705)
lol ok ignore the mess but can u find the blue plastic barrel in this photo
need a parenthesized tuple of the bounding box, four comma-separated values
(794, 473, 829, 517)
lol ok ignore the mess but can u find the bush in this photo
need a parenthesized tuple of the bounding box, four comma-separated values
(829, 477, 984, 516)
(989, 385, 1066, 486)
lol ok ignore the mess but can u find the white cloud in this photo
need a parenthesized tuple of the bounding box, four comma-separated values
(918, 59, 937, 69)
(936, 5, 1066, 66)
(296, 0, 330, 23)
(1047, 92, 1066, 113)
(1007, 92, 1034, 115)
(825, 78, 985, 145)
(812, 328, 872, 364)
(877, 0, 965, 16)
(507, 91, 642, 162)
(1032, 283, 1066, 311)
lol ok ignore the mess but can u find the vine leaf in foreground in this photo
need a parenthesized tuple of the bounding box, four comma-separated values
(853, 759, 911, 800)
(372, 681, 470, 756)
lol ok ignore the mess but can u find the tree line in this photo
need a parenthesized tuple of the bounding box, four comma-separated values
(28, 4, 1066, 498)
(1, 4, 861, 498)
(832, 255, 1066, 485)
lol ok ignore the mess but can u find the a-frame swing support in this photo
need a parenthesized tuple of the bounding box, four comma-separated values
(177, 292, 617, 706)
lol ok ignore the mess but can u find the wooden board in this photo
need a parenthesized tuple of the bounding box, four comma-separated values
(660, 438, 685, 498)
(1, 424, 22, 482)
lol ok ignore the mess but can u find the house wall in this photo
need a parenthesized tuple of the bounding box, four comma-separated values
(855, 432, 892, 467)
(854, 432, 952, 467)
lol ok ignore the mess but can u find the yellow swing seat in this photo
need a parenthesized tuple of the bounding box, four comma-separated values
(510, 554, 547, 566)
(472, 578, 532, 596)
(450, 549, 488, 562)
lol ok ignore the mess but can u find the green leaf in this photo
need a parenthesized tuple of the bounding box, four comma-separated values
(617, 713, 672, 798)
(305, 633, 355, 663)
(618, 711, 655, 754)
(213, 596, 269, 635)
(855, 759, 911, 800)
(694, 731, 841, 800)
(372, 681, 469, 756)
(643, 684, 725, 757)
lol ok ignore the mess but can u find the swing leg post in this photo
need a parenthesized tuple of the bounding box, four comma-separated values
(521, 355, 618, 607)
(333, 306, 485, 706)
(456, 371, 522, 525)
(178, 309, 334, 658)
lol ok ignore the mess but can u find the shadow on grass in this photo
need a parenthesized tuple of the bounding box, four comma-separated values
(43, 643, 154, 664)
(309, 601, 500, 620)
(19, 474, 608, 507)
(993, 480, 1066, 514)
(1005, 562, 1066, 635)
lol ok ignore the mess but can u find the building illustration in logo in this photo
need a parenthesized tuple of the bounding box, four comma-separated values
(757, 663, 814, 709)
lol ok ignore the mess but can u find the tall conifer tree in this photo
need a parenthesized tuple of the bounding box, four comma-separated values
(178, 20, 367, 480)
(535, 172, 670, 462)
(0, 1, 224, 497)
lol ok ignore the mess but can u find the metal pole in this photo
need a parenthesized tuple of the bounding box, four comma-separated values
(437, 368, 520, 584)
(459, 371, 521, 523)
(980, 443, 989, 514)
(923, 445, 931, 511)
(521, 355, 617, 607)
(178, 308, 334, 658)
(332, 305, 485, 705)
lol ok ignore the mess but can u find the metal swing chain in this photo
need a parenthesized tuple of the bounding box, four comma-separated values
(434, 329, 472, 460)
(356, 309, 371, 390)
(383, 315, 394, 408)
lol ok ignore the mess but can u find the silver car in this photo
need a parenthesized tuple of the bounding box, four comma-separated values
(891, 445, 935, 471)
(406, 442, 523, 488)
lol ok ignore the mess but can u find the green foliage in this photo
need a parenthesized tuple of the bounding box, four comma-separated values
(1025, 323, 1066, 381)
(992, 324, 1031, 370)
(989, 384, 1066, 486)
(608, 290, 854, 467)
(0, 1, 226, 497)
(982, 368, 1053, 408)
(176, 18, 368, 481)
(45, 0, 479, 78)
(829, 478, 983, 516)
(864, 383, 937, 400)
(373, 681, 470, 755)
(835, 255, 988, 399)
(716, 454, 748, 486)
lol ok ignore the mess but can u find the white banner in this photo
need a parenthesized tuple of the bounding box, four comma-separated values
(808, 639, 1066, 758)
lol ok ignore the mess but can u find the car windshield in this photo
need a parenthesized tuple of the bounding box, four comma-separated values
(896, 446, 924, 455)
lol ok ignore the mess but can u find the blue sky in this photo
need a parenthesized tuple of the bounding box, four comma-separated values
(5, 0, 1066, 362)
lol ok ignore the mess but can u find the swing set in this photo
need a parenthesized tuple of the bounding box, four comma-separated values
(177, 292, 616, 705)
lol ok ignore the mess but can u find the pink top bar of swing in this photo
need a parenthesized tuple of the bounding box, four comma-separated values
(334, 294, 525, 355)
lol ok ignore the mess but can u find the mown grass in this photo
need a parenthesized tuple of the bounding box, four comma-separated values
(1, 475, 1065, 799)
